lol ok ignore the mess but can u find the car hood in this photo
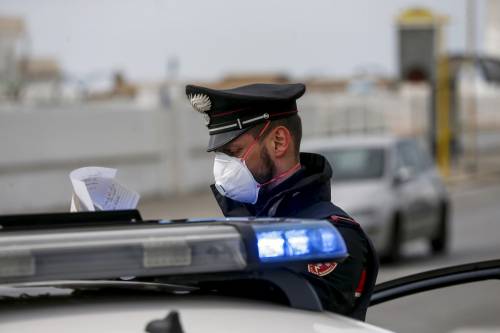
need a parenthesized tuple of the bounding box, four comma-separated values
(331, 180, 388, 213)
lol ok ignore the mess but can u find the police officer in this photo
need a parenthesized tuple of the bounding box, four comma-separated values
(186, 83, 378, 321)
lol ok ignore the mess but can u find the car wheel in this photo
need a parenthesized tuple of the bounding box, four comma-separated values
(430, 203, 449, 255)
(383, 214, 403, 263)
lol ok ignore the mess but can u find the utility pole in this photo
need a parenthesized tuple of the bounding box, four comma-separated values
(464, 0, 478, 173)
(436, 31, 451, 178)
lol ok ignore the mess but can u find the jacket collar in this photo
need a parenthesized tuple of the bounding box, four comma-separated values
(211, 152, 333, 217)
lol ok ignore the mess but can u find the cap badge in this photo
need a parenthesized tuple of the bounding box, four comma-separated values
(188, 94, 212, 113)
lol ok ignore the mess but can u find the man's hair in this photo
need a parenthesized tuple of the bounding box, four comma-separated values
(249, 114, 302, 159)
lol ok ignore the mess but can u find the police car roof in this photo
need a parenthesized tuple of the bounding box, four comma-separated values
(0, 294, 393, 333)
(301, 135, 403, 152)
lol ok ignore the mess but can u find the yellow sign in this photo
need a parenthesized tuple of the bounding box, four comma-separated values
(398, 7, 448, 26)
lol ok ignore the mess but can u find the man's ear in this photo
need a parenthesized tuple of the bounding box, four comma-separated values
(268, 126, 291, 158)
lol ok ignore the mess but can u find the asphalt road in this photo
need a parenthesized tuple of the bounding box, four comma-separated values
(367, 182, 500, 333)
(139, 181, 500, 333)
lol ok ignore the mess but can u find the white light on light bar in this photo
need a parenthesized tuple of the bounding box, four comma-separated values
(0, 225, 247, 283)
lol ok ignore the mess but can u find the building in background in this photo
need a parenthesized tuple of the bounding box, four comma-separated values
(485, 0, 500, 58)
(18, 57, 62, 104)
(0, 16, 27, 101)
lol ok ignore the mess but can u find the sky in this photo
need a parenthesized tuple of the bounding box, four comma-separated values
(0, 0, 488, 82)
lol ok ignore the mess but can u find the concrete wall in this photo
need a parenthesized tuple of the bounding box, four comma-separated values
(0, 84, 220, 214)
(0, 105, 172, 213)
(300, 86, 431, 138)
(166, 89, 214, 194)
(0, 86, 429, 214)
(2, 83, 498, 214)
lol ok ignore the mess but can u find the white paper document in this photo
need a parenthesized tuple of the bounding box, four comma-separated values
(69, 166, 140, 212)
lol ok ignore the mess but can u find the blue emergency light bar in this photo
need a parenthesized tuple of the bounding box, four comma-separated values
(0, 217, 347, 284)
(253, 220, 347, 263)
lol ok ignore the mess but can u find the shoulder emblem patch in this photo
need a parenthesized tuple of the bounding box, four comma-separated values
(307, 261, 338, 277)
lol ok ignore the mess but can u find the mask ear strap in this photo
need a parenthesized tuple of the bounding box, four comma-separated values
(241, 121, 271, 161)
(258, 162, 301, 188)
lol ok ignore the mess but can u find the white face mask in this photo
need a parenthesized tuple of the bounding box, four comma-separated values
(213, 121, 301, 205)
(213, 152, 261, 204)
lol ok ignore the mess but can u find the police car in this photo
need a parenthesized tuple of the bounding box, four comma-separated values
(0, 210, 497, 332)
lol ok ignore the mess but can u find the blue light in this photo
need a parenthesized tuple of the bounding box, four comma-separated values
(257, 231, 285, 258)
(253, 220, 348, 263)
(284, 229, 310, 255)
(320, 229, 336, 252)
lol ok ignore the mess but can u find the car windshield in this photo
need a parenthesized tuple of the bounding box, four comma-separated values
(319, 148, 385, 182)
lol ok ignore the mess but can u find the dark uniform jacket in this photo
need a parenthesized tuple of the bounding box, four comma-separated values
(211, 152, 378, 321)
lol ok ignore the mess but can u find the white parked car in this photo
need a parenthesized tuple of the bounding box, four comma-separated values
(302, 135, 450, 262)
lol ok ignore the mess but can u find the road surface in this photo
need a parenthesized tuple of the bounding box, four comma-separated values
(367, 182, 500, 333)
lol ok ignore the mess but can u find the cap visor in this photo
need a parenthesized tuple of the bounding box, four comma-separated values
(207, 127, 252, 152)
